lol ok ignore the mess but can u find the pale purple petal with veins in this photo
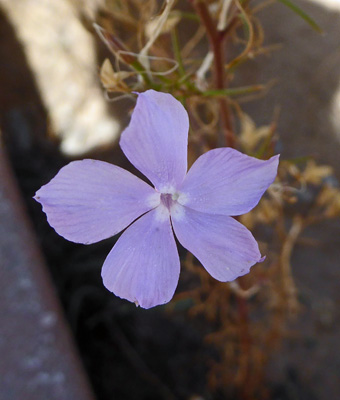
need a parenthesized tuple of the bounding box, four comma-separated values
(177, 148, 279, 216)
(35, 159, 160, 244)
(102, 207, 180, 309)
(120, 90, 189, 191)
(34, 90, 280, 309)
(171, 205, 262, 282)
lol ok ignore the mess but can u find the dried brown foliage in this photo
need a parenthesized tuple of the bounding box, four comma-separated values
(88, 0, 339, 397)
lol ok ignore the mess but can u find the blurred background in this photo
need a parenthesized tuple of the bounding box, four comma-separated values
(1, 1, 340, 399)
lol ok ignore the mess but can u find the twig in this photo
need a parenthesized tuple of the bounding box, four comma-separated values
(190, 0, 235, 147)
(139, 0, 175, 72)
(217, 0, 233, 31)
(280, 215, 304, 314)
(235, 277, 252, 400)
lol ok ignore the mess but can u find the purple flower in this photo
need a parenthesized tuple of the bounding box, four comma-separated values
(35, 90, 279, 309)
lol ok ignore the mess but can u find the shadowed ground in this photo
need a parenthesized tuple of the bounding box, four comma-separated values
(239, 1, 340, 398)
(1, 1, 340, 399)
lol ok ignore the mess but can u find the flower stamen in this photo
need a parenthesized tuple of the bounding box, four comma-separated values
(160, 193, 174, 210)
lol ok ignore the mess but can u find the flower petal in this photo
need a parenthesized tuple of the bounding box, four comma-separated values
(178, 148, 279, 216)
(34, 159, 160, 244)
(120, 90, 189, 191)
(171, 205, 262, 281)
(102, 207, 180, 309)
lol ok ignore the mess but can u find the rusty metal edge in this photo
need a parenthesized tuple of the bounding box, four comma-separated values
(0, 136, 96, 400)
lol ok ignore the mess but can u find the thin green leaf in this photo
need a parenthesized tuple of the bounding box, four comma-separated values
(129, 61, 152, 85)
(177, 11, 200, 22)
(200, 85, 264, 97)
(284, 155, 314, 165)
(239, 10, 250, 40)
(277, 0, 322, 33)
(171, 29, 198, 91)
(171, 28, 185, 77)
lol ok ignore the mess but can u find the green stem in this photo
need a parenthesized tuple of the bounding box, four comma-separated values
(171, 28, 185, 77)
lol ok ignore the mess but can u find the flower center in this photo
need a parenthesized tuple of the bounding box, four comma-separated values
(160, 192, 179, 210)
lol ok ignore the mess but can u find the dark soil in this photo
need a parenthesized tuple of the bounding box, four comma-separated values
(0, 8, 211, 400)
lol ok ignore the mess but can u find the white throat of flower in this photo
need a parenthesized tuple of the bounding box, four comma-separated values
(154, 187, 185, 221)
